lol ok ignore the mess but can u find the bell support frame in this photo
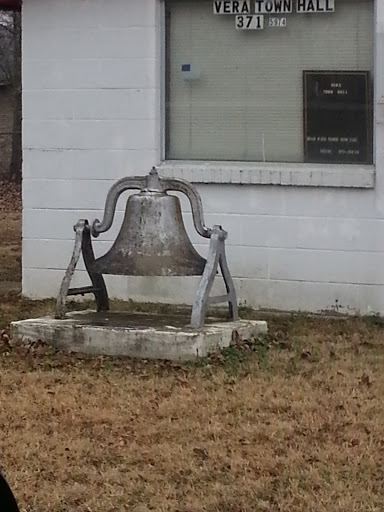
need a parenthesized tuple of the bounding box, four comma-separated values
(55, 168, 238, 327)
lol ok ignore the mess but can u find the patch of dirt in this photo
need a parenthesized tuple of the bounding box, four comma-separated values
(0, 180, 21, 212)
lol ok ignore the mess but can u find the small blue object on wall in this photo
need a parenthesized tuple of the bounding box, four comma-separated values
(181, 63, 200, 81)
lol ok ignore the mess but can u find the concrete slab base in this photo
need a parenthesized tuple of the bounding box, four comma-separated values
(11, 310, 268, 361)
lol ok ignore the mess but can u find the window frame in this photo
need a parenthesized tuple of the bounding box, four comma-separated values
(159, 0, 378, 189)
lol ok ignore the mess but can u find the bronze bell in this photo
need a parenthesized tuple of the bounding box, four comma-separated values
(91, 180, 206, 276)
(56, 168, 238, 328)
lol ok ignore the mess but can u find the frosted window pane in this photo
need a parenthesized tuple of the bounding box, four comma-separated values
(166, 0, 374, 163)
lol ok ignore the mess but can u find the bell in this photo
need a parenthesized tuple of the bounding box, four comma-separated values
(56, 168, 238, 327)
(90, 187, 206, 277)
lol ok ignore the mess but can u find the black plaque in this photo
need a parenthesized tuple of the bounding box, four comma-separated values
(303, 71, 372, 164)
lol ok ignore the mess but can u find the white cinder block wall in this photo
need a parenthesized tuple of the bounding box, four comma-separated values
(22, 0, 384, 315)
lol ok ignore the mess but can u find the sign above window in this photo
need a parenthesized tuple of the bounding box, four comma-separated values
(213, 0, 335, 29)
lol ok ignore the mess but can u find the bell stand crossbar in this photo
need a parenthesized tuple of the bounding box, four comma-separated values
(55, 168, 238, 328)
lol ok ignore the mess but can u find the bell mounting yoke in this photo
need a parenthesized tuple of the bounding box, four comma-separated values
(56, 167, 238, 328)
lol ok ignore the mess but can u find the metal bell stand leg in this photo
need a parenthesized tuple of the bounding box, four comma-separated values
(55, 220, 109, 319)
(190, 225, 238, 328)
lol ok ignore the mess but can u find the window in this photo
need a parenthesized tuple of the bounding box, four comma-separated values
(165, 0, 374, 165)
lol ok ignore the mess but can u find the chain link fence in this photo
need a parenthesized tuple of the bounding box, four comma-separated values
(0, 81, 21, 290)
(0, 9, 22, 290)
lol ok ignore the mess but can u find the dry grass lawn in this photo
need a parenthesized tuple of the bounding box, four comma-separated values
(0, 209, 21, 281)
(0, 180, 21, 283)
(1, 185, 384, 511)
(1, 307, 384, 512)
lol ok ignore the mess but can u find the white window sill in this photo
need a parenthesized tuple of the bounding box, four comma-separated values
(158, 161, 375, 189)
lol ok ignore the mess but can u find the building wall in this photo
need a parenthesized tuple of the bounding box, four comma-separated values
(22, 0, 384, 315)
